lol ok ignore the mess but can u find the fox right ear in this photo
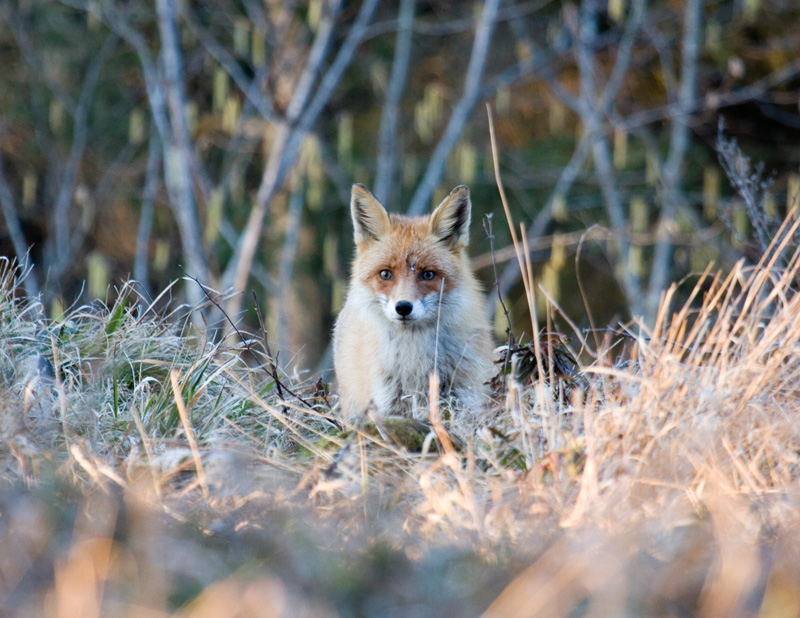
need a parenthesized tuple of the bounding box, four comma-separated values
(351, 184, 390, 246)
(430, 185, 471, 249)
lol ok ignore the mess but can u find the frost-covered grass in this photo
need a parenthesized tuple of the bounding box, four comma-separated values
(3, 213, 800, 616)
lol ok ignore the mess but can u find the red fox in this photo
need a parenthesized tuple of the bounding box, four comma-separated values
(333, 184, 495, 422)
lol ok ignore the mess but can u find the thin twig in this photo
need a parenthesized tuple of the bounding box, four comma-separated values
(491, 134, 592, 312)
(183, 13, 277, 122)
(221, 0, 345, 300)
(716, 119, 778, 264)
(184, 271, 307, 408)
(482, 213, 514, 370)
(487, 104, 546, 389)
(252, 291, 285, 404)
(96, 0, 206, 306)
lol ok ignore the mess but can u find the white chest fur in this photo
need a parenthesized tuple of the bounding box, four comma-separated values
(370, 311, 471, 416)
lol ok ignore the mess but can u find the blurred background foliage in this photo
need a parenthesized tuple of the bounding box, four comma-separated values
(0, 0, 799, 372)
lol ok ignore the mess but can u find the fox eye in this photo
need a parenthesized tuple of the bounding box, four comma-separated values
(379, 269, 393, 280)
(420, 270, 436, 281)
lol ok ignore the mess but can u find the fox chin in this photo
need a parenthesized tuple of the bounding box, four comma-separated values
(333, 183, 495, 422)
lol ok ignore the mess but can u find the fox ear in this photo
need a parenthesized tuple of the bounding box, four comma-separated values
(430, 185, 471, 248)
(351, 184, 390, 246)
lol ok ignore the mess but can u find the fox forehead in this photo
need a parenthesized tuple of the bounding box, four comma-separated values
(353, 215, 466, 285)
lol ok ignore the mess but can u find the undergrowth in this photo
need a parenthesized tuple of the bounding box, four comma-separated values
(3, 209, 800, 616)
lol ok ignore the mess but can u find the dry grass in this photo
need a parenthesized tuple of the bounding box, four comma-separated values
(3, 208, 800, 617)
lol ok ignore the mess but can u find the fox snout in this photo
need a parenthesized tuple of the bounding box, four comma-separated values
(395, 301, 413, 317)
(382, 292, 432, 324)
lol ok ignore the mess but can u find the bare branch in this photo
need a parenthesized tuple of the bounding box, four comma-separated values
(287, 4, 344, 122)
(597, 0, 646, 112)
(220, 0, 344, 300)
(90, 0, 209, 306)
(316, 138, 352, 205)
(0, 132, 39, 298)
(643, 20, 677, 105)
(50, 33, 117, 279)
(184, 14, 277, 122)
(365, 0, 554, 40)
(407, 0, 502, 216)
(505, 7, 579, 113)
(222, 0, 380, 326)
(0, 5, 76, 115)
(619, 57, 800, 133)
(218, 219, 277, 296)
(95, 143, 137, 208)
(373, 0, 415, 205)
(134, 129, 162, 297)
(645, 0, 704, 321)
(476, 24, 627, 105)
(280, 0, 382, 169)
(276, 184, 305, 347)
(155, 0, 209, 290)
(575, 0, 643, 315)
(490, 0, 648, 319)
(95, 1, 169, 139)
(240, 0, 268, 32)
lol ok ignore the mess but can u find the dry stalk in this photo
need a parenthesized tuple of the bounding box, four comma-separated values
(170, 369, 209, 498)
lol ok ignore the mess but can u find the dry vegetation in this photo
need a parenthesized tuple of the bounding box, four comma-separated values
(2, 207, 800, 617)
(3, 2, 800, 615)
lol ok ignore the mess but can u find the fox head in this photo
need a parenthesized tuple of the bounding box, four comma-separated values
(349, 184, 475, 326)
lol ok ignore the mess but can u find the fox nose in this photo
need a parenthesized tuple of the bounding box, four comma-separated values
(395, 301, 413, 317)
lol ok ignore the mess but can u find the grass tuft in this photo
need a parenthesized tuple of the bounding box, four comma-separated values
(2, 223, 800, 614)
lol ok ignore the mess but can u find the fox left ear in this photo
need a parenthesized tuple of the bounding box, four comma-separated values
(430, 185, 471, 249)
(351, 184, 390, 246)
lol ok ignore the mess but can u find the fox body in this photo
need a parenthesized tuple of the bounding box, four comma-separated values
(333, 184, 494, 421)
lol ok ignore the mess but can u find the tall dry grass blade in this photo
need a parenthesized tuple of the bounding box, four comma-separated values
(487, 105, 548, 408)
(486, 105, 537, 337)
(131, 402, 162, 498)
(428, 372, 454, 457)
(170, 369, 209, 498)
(561, 396, 598, 528)
(427, 372, 480, 532)
(519, 223, 546, 386)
